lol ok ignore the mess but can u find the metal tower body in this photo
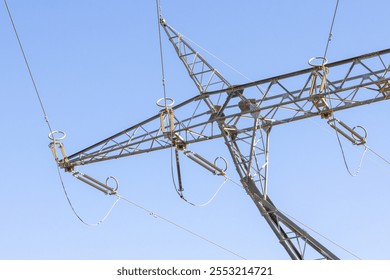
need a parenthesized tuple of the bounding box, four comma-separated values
(51, 19, 390, 259)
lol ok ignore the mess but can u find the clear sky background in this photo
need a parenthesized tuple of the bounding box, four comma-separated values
(0, 0, 389, 260)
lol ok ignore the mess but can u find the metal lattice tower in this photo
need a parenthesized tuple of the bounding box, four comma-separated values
(50, 18, 390, 259)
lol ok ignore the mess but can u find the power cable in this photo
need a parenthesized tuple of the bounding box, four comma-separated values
(278, 208, 362, 260)
(57, 167, 121, 227)
(169, 147, 229, 207)
(155, 0, 168, 108)
(365, 145, 390, 166)
(57, 164, 246, 258)
(309, 118, 390, 170)
(116, 193, 247, 260)
(323, 0, 340, 60)
(170, 26, 267, 99)
(330, 118, 369, 177)
(3, 0, 54, 134)
(222, 174, 362, 259)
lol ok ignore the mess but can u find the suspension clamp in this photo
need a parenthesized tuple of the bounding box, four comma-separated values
(308, 57, 332, 119)
(48, 131, 74, 172)
(157, 97, 176, 139)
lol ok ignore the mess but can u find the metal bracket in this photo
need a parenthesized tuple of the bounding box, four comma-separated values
(172, 133, 186, 150)
(377, 80, 390, 97)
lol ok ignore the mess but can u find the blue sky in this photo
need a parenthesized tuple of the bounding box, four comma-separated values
(0, 0, 389, 260)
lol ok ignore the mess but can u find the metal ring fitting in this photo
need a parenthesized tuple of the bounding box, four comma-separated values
(48, 130, 66, 141)
(352, 126, 368, 142)
(156, 97, 175, 108)
(214, 156, 228, 172)
(308, 56, 328, 67)
(105, 176, 119, 193)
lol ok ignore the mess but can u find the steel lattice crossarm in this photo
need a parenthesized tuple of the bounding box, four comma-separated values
(62, 47, 390, 169)
(51, 19, 389, 260)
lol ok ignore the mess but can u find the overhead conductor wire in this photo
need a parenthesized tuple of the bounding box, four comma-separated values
(169, 149, 230, 207)
(277, 208, 362, 259)
(117, 193, 246, 259)
(156, 0, 168, 107)
(323, 0, 340, 60)
(4, 0, 53, 134)
(364, 145, 390, 166)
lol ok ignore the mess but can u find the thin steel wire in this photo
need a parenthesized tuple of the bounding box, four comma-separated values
(319, 0, 373, 177)
(224, 174, 362, 259)
(330, 119, 369, 177)
(170, 147, 230, 207)
(156, 0, 168, 108)
(278, 208, 362, 260)
(117, 193, 247, 260)
(58, 164, 246, 258)
(309, 118, 390, 170)
(365, 145, 390, 166)
(57, 167, 121, 227)
(4, 0, 54, 134)
(323, 0, 340, 60)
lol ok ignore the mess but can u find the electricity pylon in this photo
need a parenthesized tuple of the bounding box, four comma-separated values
(50, 18, 390, 259)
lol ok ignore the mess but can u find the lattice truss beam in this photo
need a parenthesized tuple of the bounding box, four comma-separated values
(64, 48, 390, 168)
